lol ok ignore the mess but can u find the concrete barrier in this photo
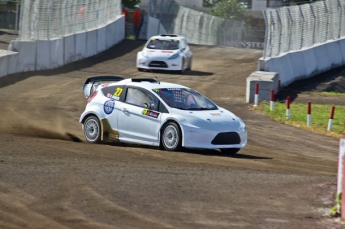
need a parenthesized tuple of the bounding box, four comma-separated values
(36, 40, 50, 70)
(97, 26, 107, 53)
(6, 51, 18, 75)
(86, 30, 98, 58)
(146, 17, 167, 39)
(50, 38, 64, 69)
(9, 40, 37, 72)
(0, 50, 9, 78)
(258, 38, 345, 88)
(75, 32, 87, 61)
(64, 34, 75, 64)
(246, 71, 279, 103)
(2, 17, 125, 77)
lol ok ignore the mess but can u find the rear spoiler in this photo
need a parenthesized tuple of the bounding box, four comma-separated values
(83, 76, 124, 99)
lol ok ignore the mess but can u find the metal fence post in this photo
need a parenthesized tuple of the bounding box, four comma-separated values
(338, 0, 343, 38)
(299, 6, 304, 49)
(324, 0, 329, 42)
(309, 4, 316, 44)
(287, 8, 293, 51)
(276, 9, 282, 56)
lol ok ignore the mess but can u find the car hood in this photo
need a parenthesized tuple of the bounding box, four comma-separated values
(173, 108, 243, 131)
(144, 49, 179, 58)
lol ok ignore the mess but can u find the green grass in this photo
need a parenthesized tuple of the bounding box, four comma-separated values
(255, 101, 345, 138)
(312, 91, 345, 96)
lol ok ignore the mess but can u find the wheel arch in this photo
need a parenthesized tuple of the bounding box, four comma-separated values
(159, 118, 184, 146)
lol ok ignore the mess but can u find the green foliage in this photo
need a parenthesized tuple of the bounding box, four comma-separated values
(122, 0, 141, 9)
(210, 0, 248, 22)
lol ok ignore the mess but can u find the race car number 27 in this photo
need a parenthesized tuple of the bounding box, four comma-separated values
(114, 88, 123, 97)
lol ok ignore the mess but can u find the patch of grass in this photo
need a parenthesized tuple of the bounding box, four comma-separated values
(126, 35, 135, 40)
(255, 102, 345, 139)
(312, 91, 345, 96)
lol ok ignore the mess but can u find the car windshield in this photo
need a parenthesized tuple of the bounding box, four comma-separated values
(152, 88, 218, 110)
(146, 39, 179, 50)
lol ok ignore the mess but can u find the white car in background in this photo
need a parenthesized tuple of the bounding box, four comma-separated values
(136, 34, 193, 73)
(80, 76, 247, 154)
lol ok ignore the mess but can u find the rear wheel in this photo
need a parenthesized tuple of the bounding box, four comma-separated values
(83, 116, 101, 143)
(138, 68, 143, 72)
(220, 148, 240, 154)
(161, 122, 182, 151)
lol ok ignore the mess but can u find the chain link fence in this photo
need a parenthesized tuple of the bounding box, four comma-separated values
(148, 0, 245, 46)
(19, 0, 121, 41)
(263, 0, 345, 59)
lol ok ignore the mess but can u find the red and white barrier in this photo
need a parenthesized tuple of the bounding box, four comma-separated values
(328, 106, 336, 131)
(270, 89, 274, 111)
(307, 101, 311, 126)
(254, 82, 259, 106)
(286, 96, 291, 120)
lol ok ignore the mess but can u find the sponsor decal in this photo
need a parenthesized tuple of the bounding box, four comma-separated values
(142, 109, 160, 118)
(153, 89, 161, 93)
(167, 88, 181, 91)
(104, 100, 115, 115)
(114, 87, 123, 97)
(106, 93, 120, 100)
(210, 113, 221, 116)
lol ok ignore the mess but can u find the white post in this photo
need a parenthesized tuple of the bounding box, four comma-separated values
(337, 139, 345, 214)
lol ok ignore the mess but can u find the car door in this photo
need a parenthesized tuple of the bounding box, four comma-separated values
(117, 87, 162, 145)
(101, 85, 125, 131)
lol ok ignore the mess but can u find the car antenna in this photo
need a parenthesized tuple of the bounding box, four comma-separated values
(148, 68, 160, 84)
(154, 75, 160, 84)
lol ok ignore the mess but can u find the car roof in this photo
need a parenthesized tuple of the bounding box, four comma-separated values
(150, 34, 186, 41)
(107, 78, 187, 90)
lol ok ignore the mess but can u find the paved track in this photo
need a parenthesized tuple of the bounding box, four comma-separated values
(0, 37, 342, 228)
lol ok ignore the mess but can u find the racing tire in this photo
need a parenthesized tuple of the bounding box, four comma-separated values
(161, 122, 182, 151)
(83, 115, 101, 144)
(220, 148, 240, 154)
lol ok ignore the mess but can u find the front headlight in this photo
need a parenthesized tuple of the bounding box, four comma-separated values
(168, 53, 179, 60)
(141, 52, 149, 58)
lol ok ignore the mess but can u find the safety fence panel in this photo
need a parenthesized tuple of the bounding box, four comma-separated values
(263, 0, 345, 59)
(148, 0, 245, 46)
(19, 0, 121, 41)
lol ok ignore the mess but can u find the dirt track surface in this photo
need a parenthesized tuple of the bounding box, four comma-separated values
(0, 31, 344, 228)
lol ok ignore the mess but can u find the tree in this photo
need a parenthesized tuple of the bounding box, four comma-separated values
(122, 0, 141, 9)
(211, 0, 248, 22)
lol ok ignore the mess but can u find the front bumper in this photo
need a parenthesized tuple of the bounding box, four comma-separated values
(181, 124, 247, 149)
(137, 57, 182, 71)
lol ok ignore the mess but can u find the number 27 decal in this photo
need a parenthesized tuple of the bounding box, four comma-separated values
(114, 88, 123, 97)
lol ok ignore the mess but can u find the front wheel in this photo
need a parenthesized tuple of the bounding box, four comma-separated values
(83, 116, 101, 143)
(220, 148, 240, 154)
(161, 122, 182, 151)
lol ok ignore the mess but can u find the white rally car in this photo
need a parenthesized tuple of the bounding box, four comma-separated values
(136, 34, 193, 73)
(80, 76, 247, 154)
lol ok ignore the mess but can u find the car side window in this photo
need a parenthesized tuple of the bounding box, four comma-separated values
(125, 88, 159, 110)
(102, 85, 124, 100)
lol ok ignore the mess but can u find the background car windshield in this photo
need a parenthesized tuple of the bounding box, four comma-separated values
(146, 39, 179, 50)
(153, 88, 218, 110)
